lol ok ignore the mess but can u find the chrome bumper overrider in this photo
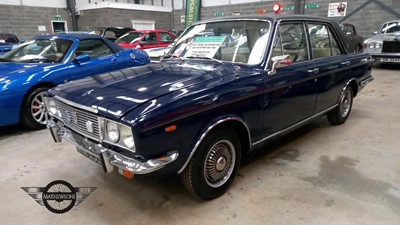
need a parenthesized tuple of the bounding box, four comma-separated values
(48, 120, 178, 175)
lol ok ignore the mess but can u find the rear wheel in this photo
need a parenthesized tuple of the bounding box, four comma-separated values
(181, 128, 241, 200)
(327, 86, 353, 125)
(21, 87, 50, 129)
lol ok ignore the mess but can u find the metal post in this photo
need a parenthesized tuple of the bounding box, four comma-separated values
(66, 0, 79, 31)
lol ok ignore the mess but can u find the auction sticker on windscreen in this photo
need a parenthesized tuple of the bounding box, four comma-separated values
(184, 36, 226, 58)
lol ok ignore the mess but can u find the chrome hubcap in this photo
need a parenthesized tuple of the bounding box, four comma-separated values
(31, 91, 47, 125)
(339, 90, 351, 118)
(204, 140, 236, 188)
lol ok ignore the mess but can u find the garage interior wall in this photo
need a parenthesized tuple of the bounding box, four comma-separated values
(1, 0, 400, 40)
(172, 0, 400, 38)
(77, 8, 172, 31)
(0, 4, 72, 40)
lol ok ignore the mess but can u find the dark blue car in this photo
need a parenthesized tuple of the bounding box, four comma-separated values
(46, 15, 373, 199)
(0, 33, 21, 55)
(0, 33, 149, 128)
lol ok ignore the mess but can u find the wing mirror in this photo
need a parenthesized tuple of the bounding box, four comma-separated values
(373, 31, 378, 35)
(75, 54, 91, 64)
(268, 55, 291, 75)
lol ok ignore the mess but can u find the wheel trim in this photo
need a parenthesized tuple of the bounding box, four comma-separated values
(339, 89, 352, 118)
(30, 91, 47, 125)
(204, 140, 236, 188)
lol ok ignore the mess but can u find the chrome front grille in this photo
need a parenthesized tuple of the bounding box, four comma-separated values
(55, 99, 100, 141)
(382, 41, 400, 53)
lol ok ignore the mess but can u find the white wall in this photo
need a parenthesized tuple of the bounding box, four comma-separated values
(1, 0, 67, 8)
(76, 1, 172, 12)
(201, 0, 229, 7)
(173, 0, 183, 10)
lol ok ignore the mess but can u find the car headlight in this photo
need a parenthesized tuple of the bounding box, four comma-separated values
(106, 121, 119, 143)
(101, 119, 135, 152)
(48, 99, 58, 115)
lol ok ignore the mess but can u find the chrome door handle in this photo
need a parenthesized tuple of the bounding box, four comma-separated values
(341, 61, 350, 65)
(308, 68, 319, 74)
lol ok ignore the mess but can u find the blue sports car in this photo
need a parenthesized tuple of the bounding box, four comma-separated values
(0, 33, 150, 129)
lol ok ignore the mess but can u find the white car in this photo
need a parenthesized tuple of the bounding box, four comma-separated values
(363, 20, 400, 63)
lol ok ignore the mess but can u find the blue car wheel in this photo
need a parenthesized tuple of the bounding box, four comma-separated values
(21, 86, 50, 129)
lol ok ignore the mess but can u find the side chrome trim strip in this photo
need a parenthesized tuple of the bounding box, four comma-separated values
(177, 117, 251, 174)
(54, 96, 98, 114)
(252, 104, 338, 147)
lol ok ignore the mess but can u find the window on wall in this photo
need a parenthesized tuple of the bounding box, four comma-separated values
(132, 20, 155, 30)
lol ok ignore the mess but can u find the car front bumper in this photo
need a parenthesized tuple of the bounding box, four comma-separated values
(48, 119, 179, 175)
(369, 53, 400, 63)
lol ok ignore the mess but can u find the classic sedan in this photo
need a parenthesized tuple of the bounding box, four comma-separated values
(0, 33, 149, 128)
(116, 30, 176, 50)
(363, 20, 400, 63)
(0, 33, 21, 55)
(340, 23, 363, 52)
(46, 15, 373, 200)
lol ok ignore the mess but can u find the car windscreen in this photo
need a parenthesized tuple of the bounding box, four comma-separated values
(115, 32, 144, 44)
(0, 39, 73, 63)
(380, 22, 400, 34)
(164, 20, 271, 65)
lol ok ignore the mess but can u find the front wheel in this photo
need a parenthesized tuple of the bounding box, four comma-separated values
(327, 86, 353, 125)
(21, 87, 50, 129)
(181, 128, 241, 200)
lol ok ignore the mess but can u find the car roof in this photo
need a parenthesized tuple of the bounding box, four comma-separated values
(33, 33, 104, 40)
(195, 14, 338, 24)
(128, 30, 173, 33)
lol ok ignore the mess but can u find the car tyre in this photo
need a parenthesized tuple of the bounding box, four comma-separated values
(327, 86, 353, 125)
(21, 87, 50, 129)
(181, 128, 241, 200)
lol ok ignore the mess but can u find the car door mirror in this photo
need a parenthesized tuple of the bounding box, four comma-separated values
(373, 31, 378, 35)
(75, 54, 91, 64)
(268, 55, 291, 75)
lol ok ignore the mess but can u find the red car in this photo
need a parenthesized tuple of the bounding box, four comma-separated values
(116, 30, 176, 50)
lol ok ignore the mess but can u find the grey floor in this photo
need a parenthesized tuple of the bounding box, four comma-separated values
(1, 65, 399, 225)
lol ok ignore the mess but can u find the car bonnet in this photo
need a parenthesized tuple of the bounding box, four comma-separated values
(49, 61, 237, 120)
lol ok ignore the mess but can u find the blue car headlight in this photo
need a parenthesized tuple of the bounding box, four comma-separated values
(100, 118, 135, 152)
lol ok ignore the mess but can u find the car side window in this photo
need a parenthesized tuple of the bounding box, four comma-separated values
(159, 32, 174, 43)
(308, 23, 342, 59)
(141, 32, 158, 45)
(76, 39, 113, 58)
(271, 22, 309, 66)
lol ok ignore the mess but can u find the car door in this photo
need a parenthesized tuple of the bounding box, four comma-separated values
(138, 31, 159, 49)
(307, 22, 351, 113)
(159, 31, 176, 47)
(262, 22, 317, 135)
(66, 38, 118, 81)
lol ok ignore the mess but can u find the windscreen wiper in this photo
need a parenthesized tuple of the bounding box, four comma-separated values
(184, 56, 222, 64)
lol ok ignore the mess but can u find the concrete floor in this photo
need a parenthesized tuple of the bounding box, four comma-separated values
(0, 64, 399, 225)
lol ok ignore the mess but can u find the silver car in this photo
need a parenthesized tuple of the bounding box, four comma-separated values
(363, 20, 400, 63)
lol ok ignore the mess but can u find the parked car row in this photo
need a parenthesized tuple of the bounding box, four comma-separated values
(3, 15, 399, 200)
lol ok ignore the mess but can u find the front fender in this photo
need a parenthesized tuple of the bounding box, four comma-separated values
(177, 115, 251, 174)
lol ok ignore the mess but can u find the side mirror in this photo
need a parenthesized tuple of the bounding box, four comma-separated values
(373, 31, 378, 35)
(75, 54, 91, 64)
(268, 55, 291, 76)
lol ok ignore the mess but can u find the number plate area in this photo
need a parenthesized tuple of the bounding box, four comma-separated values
(380, 58, 400, 63)
(77, 147, 104, 166)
